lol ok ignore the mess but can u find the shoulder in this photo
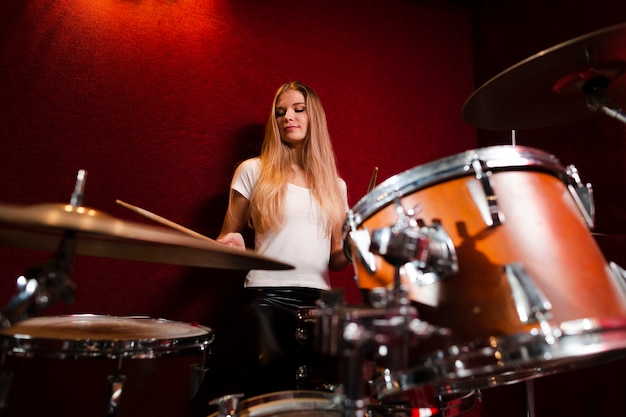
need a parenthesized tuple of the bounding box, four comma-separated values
(238, 157, 261, 172)
(337, 177, 347, 193)
(235, 157, 261, 179)
(231, 157, 262, 198)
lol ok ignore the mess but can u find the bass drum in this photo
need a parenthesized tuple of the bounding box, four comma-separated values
(0, 314, 213, 417)
(346, 145, 626, 391)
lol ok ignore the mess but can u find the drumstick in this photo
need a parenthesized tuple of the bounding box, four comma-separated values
(367, 167, 378, 193)
(115, 199, 214, 242)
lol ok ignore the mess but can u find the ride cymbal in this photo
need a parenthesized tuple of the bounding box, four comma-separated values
(463, 22, 626, 130)
(0, 202, 293, 271)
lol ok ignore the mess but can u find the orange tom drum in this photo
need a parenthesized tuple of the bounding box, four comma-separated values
(345, 145, 626, 390)
(0, 314, 212, 417)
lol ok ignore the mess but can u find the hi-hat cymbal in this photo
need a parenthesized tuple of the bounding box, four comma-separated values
(0, 202, 293, 271)
(463, 22, 626, 130)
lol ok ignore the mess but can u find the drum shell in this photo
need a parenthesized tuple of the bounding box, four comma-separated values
(0, 315, 212, 417)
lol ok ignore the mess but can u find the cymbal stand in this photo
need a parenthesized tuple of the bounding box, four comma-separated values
(523, 379, 536, 417)
(0, 170, 86, 327)
(585, 76, 626, 124)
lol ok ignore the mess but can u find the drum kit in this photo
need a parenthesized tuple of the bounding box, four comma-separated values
(1, 21, 626, 417)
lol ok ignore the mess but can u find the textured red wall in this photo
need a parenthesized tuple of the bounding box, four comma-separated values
(0, 0, 475, 322)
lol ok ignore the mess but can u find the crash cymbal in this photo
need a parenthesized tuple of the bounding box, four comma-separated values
(0, 202, 293, 271)
(463, 22, 626, 130)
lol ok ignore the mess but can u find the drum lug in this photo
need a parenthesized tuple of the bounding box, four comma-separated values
(105, 374, 126, 417)
(609, 261, 626, 293)
(467, 158, 504, 227)
(504, 263, 553, 331)
(209, 393, 244, 417)
(565, 164, 595, 229)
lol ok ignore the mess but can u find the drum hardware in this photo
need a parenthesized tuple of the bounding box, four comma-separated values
(295, 303, 344, 393)
(210, 393, 245, 417)
(468, 158, 503, 227)
(584, 78, 626, 124)
(610, 261, 626, 288)
(0, 229, 78, 327)
(0, 170, 87, 327)
(504, 263, 554, 342)
(565, 165, 595, 229)
(462, 22, 626, 130)
(372, 374, 483, 417)
(523, 379, 537, 417)
(107, 374, 127, 416)
(312, 291, 447, 417)
(0, 365, 11, 411)
(367, 196, 458, 293)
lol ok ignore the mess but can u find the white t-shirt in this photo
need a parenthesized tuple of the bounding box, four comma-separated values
(231, 158, 348, 290)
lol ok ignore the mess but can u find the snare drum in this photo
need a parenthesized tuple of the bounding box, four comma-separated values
(208, 389, 481, 417)
(346, 145, 626, 389)
(0, 314, 213, 417)
(209, 391, 346, 417)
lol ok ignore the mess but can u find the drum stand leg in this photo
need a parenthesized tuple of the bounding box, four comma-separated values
(524, 380, 536, 417)
(342, 349, 369, 417)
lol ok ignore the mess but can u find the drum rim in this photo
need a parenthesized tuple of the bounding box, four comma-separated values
(0, 314, 213, 359)
(375, 316, 626, 394)
(218, 391, 344, 417)
(348, 145, 564, 226)
(240, 389, 341, 406)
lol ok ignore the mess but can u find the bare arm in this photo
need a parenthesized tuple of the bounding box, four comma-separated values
(217, 190, 250, 250)
(329, 229, 351, 271)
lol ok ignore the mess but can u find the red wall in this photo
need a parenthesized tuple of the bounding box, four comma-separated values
(0, 0, 476, 322)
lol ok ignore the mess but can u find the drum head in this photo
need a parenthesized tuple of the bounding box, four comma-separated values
(0, 314, 212, 358)
(218, 391, 344, 417)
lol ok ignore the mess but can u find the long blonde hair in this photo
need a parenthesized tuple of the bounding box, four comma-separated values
(249, 81, 346, 238)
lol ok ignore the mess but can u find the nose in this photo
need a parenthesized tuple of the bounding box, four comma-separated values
(284, 108, 295, 121)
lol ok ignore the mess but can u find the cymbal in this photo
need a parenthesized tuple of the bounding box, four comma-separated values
(0, 202, 293, 271)
(463, 22, 626, 130)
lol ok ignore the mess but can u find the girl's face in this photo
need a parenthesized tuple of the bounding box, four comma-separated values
(275, 89, 309, 146)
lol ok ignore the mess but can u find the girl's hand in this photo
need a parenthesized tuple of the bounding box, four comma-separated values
(217, 232, 246, 250)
